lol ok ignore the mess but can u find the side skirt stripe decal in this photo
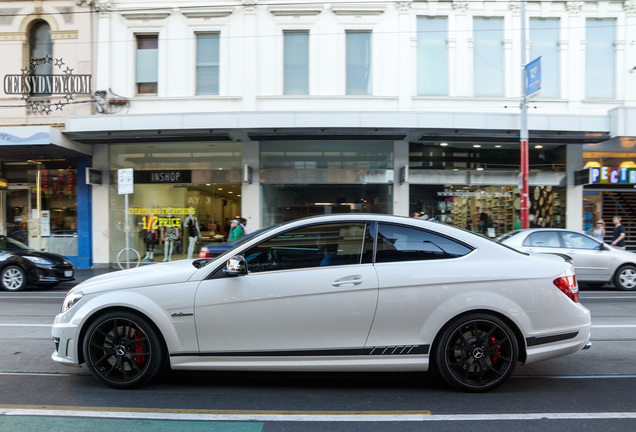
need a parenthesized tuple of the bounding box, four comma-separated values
(171, 345, 430, 358)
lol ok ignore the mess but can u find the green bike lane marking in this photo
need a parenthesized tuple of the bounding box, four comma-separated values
(0, 416, 262, 432)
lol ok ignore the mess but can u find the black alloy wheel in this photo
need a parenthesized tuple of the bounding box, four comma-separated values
(1, 265, 27, 291)
(83, 311, 163, 389)
(435, 314, 519, 392)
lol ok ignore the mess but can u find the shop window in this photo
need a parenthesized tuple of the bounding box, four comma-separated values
(417, 16, 448, 96)
(196, 33, 219, 95)
(585, 19, 615, 99)
(284, 31, 309, 95)
(261, 184, 392, 227)
(260, 141, 392, 170)
(374, 224, 473, 263)
(136, 35, 158, 95)
(530, 18, 560, 98)
(29, 20, 53, 96)
(346, 30, 371, 95)
(473, 17, 504, 97)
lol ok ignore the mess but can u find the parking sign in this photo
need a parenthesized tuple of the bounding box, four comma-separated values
(118, 168, 134, 195)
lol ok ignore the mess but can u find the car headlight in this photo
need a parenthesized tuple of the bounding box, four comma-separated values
(24, 256, 52, 265)
(62, 291, 84, 312)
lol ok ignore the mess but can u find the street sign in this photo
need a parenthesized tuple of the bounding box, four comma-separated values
(525, 56, 541, 97)
(118, 168, 134, 195)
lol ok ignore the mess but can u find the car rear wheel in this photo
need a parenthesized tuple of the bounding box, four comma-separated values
(1, 265, 27, 291)
(435, 313, 519, 392)
(614, 265, 636, 291)
(83, 311, 163, 389)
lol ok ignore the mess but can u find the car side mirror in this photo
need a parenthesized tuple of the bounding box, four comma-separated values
(192, 258, 211, 269)
(224, 255, 247, 277)
(600, 243, 610, 251)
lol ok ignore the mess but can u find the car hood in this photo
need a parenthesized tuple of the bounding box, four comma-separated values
(11, 249, 71, 265)
(74, 260, 201, 294)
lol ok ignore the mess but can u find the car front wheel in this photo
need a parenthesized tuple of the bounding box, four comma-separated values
(614, 265, 636, 291)
(83, 311, 163, 389)
(435, 313, 519, 392)
(1, 265, 27, 291)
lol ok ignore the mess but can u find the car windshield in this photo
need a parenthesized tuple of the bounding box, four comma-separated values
(0, 235, 32, 251)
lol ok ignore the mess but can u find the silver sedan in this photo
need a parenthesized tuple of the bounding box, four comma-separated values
(498, 228, 636, 290)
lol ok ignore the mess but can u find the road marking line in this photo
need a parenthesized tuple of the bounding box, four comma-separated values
(0, 324, 51, 327)
(592, 324, 636, 328)
(2, 406, 636, 422)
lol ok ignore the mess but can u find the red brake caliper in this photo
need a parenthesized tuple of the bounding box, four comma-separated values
(132, 330, 147, 367)
(489, 335, 499, 365)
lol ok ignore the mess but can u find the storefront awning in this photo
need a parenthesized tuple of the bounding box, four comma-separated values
(0, 126, 92, 162)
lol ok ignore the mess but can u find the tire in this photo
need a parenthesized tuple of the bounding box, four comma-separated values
(1, 265, 27, 291)
(435, 313, 519, 392)
(83, 311, 163, 389)
(614, 265, 636, 291)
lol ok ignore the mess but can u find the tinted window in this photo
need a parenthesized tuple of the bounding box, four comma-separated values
(244, 223, 371, 273)
(561, 232, 600, 250)
(523, 232, 560, 248)
(374, 224, 473, 263)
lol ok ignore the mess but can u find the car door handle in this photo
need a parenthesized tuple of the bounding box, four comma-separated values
(332, 276, 363, 287)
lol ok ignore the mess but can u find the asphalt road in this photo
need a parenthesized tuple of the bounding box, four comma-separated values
(1, 285, 635, 432)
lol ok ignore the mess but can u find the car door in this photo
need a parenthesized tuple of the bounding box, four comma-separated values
(193, 222, 379, 355)
(559, 231, 612, 280)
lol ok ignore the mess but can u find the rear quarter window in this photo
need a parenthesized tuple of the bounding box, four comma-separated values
(375, 223, 474, 263)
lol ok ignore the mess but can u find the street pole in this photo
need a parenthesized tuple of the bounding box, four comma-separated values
(520, 0, 530, 229)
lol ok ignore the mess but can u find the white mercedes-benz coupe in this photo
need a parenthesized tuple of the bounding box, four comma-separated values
(52, 214, 591, 392)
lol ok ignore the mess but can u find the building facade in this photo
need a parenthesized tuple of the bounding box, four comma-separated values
(3, 0, 636, 266)
(0, 0, 94, 267)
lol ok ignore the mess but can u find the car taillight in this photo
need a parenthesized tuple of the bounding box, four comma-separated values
(553, 275, 579, 303)
(199, 249, 212, 258)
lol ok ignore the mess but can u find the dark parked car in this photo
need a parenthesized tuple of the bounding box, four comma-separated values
(198, 228, 270, 259)
(0, 235, 74, 291)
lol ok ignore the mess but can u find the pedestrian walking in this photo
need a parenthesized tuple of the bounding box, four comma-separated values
(592, 220, 606, 242)
(610, 216, 627, 250)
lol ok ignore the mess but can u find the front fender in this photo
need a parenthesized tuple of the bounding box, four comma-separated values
(75, 283, 199, 358)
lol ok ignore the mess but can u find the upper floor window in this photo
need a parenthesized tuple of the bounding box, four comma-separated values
(284, 31, 309, 95)
(346, 30, 371, 95)
(417, 17, 448, 96)
(196, 33, 220, 95)
(136, 35, 158, 95)
(29, 20, 52, 96)
(530, 18, 560, 98)
(473, 17, 504, 97)
(586, 19, 615, 99)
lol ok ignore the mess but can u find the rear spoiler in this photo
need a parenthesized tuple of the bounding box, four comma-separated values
(539, 252, 574, 264)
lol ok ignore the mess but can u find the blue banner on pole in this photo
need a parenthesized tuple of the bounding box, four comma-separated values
(525, 57, 541, 96)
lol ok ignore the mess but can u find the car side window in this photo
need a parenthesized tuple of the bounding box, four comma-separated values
(561, 232, 600, 250)
(523, 232, 560, 248)
(374, 223, 473, 263)
(243, 222, 370, 273)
